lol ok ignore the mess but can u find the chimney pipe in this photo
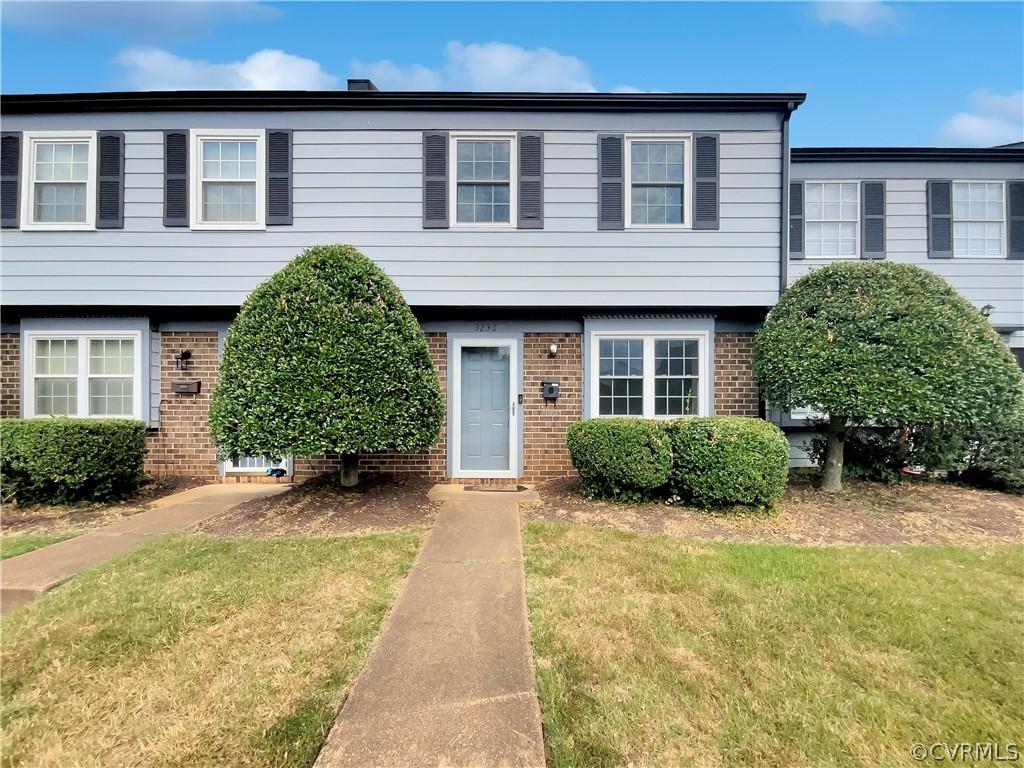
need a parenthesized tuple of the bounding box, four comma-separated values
(347, 79, 378, 92)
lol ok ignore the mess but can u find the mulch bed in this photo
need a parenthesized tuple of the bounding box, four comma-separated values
(197, 473, 440, 537)
(0, 476, 208, 534)
(522, 475, 1024, 546)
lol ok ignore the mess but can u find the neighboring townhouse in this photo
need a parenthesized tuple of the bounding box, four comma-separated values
(778, 145, 1024, 464)
(0, 84, 803, 482)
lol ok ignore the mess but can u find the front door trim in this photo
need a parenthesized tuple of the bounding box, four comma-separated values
(448, 333, 522, 479)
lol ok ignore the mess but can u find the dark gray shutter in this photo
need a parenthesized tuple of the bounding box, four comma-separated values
(422, 131, 448, 229)
(266, 129, 292, 225)
(96, 131, 125, 229)
(163, 130, 188, 227)
(692, 133, 719, 230)
(788, 181, 804, 259)
(517, 131, 543, 229)
(927, 180, 952, 259)
(1008, 181, 1024, 260)
(861, 180, 885, 259)
(1, 132, 21, 229)
(597, 134, 624, 230)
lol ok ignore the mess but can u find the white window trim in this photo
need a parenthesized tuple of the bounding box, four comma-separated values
(223, 456, 292, 475)
(624, 133, 693, 230)
(952, 180, 1007, 259)
(804, 180, 861, 259)
(588, 330, 711, 419)
(24, 330, 143, 420)
(448, 132, 517, 229)
(19, 131, 97, 231)
(189, 129, 266, 231)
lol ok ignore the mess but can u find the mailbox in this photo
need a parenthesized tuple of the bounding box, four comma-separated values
(171, 380, 201, 394)
(541, 380, 560, 400)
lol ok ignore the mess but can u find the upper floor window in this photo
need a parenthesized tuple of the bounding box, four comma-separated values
(805, 181, 859, 257)
(625, 135, 691, 228)
(451, 134, 516, 226)
(953, 182, 1004, 257)
(20, 132, 96, 231)
(190, 130, 265, 230)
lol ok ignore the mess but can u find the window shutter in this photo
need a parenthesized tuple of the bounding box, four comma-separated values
(788, 181, 804, 259)
(692, 133, 719, 230)
(266, 129, 293, 226)
(1, 132, 21, 229)
(598, 134, 624, 230)
(861, 180, 885, 259)
(163, 130, 188, 227)
(517, 131, 543, 229)
(927, 180, 952, 259)
(96, 131, 125, 229)
(422, 131, 448, 229)
(1008, 181, 1024, 260)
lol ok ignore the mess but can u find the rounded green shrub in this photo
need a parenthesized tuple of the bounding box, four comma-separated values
(566, 418, 672, 500)
(663, 417, 789, 508)
(209, 245, 444, 470)
(0, 418, 148, 503)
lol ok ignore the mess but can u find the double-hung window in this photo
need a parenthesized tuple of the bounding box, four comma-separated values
(626, 135, 691, 227)
(191, 130, 265, 229)
(26, 332, 142, 419)
(20, 131, 96, 230)
(953, 181, 1004, 257)
(450, 134, 516, 225)
(805, 181, 859, 257)
(591, 332, 710, 418)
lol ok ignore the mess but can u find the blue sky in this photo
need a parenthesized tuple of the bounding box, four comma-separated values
(2, 1, 1021, 147)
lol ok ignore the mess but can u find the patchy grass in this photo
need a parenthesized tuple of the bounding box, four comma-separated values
(525, 476, 1024, 546)
(0, 532, 77, 559)
(1, 532, 420, 768)
(524, 522, 1024, 768)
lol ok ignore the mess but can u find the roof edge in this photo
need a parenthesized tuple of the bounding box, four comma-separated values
(0, 90, 806, 115)
(793, 147, 1024, 162)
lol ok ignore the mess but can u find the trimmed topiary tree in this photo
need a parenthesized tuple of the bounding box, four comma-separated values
(209, 245, 443, 486)
(754, 262, 1024, 492)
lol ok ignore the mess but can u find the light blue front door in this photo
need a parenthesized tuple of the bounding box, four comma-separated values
(461, 346, 510, 472)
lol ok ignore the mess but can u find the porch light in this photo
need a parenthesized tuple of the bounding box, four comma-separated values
(981, 304, 995, 318)
(548, 343, 558, 357)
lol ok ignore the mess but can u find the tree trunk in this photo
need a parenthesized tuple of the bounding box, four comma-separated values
(338, 453, 360, 488)
(822, 415, 846, 493)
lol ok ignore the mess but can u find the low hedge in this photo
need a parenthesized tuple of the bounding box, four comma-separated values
(566, 418, 671, 500)
(1, 418, 148, 504)
(663, 417, 789, 508)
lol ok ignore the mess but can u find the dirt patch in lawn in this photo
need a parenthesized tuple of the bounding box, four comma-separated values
(197, 473, 440, 536)
(522, 476, 1024, 546)
(0, 476, 208, 534)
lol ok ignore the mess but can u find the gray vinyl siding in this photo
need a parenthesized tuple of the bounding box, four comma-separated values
(791, 160, 1024, 331)
(1, 111, 784, 308)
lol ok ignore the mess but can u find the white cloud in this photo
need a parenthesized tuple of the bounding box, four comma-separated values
(3, 1, 277, 42)
(939, 89, 1024, 146)
(351, 41, 597, 92)
(113, 47, 340, 90)
(812, 2, 898, 32)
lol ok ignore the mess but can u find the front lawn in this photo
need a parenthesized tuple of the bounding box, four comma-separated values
(0, 531, 76, 559)
(524, 522, 1023, 767)
(1, 532, 420, 768)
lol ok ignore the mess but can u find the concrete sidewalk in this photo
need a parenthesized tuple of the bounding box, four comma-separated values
(314, 488, 545, 768)
(1, 483, 286, 614)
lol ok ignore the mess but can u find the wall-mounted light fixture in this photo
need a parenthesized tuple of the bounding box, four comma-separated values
(175, 349, 193, 370)
(548, 343, 558, 357)
(981, 304, 995, 318)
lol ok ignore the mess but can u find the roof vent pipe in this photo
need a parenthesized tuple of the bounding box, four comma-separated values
(347, 79, 378, 92)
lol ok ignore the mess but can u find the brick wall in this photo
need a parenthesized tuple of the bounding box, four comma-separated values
(714, 331, 761, 416)
(522, 332, 582, 481)
(145, 331, 220, 479)
(1, 333, 20, 419)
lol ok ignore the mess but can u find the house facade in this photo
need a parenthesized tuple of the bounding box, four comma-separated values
(0, 85, 1020, 481)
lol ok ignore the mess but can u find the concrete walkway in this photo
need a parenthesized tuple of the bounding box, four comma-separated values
(314, 487, 546, 768)
(0, 483, 286, 614)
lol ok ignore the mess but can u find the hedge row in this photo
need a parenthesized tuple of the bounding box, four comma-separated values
(0, 419, 148, 504)
(566, 416, 789, 508)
